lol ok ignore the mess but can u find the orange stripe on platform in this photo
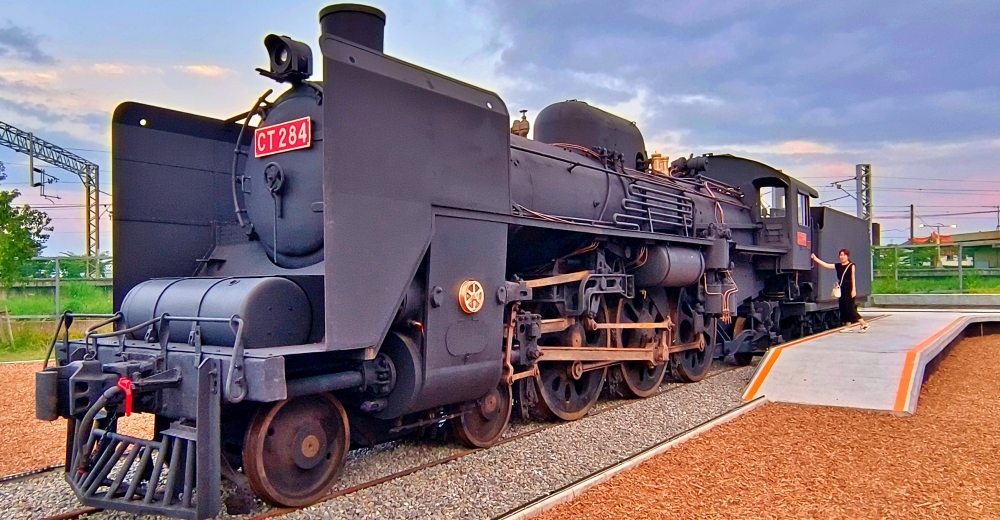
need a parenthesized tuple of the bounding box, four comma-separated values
(892, 317, 965, 413)
(743, 349, 782, 401)
(743, 326, 844, 401)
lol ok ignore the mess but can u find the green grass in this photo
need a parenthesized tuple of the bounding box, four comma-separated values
(0, 319, 114, 363)
(0, 321, 55, 362)
(873, 275, 1000, 294)
(1, 281, 112, 315)
(0, 283, 114, 361)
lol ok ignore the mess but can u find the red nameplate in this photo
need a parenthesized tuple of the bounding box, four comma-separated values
(254, 116, 312, 158)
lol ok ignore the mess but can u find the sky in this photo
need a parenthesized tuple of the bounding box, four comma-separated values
(1, 0, 998, 254)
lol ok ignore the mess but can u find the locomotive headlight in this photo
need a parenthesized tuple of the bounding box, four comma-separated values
(263, 34, 313, 83)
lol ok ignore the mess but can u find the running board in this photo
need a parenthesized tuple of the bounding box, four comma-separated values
(66, 359, 221, 520)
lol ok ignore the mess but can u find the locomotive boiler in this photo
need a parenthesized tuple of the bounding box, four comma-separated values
(34, 4, 870, 518)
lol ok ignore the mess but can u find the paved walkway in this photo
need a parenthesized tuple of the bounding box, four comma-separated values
(743, 310, 1000, 415)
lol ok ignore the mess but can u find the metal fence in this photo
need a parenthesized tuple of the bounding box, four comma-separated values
(872, 243, 1000, 294)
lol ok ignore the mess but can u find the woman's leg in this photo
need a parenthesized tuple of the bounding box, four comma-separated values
(839, 297, 856, 328)
(853, 299, 869, 331)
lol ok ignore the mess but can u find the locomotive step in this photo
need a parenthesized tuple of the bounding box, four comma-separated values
(743, 310, 1000, 415)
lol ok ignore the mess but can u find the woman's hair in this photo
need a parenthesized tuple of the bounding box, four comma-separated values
(839, 248, 851, 258)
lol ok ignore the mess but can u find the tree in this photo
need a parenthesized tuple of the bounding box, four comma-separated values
(0, 187, 53, 288)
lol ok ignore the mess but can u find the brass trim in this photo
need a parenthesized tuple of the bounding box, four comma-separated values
(458, 280, 485, 314)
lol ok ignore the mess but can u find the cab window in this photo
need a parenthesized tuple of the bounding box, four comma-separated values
(759, 186, 786, 218)
(797, 192, 810, 226)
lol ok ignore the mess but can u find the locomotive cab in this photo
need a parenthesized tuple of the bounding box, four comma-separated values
(675, 154, 817, 271)
(752, 175, 817, 271)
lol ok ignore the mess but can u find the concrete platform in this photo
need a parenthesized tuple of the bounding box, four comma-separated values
(742, 310, 1000, 415)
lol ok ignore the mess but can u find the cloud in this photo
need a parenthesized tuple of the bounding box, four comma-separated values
(90, 63, 126, 75)
(0, 69, 58, 86)
(174, 65, 235, 78)
(0, 96, 104, 129)
(658, 94, 725, 107)
(0, 75, 107, 137)
(474, 0, 1000, 148)
(727, 140, 838, 155)
(88, 63, 162, 76)
(0, 21, 56, 64)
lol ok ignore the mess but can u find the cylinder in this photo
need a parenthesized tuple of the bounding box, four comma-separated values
(319, 4, 386, 52)
(121, 277, 312, 348)
(630, 246, 705, 288)
(286, 371, 364, 398)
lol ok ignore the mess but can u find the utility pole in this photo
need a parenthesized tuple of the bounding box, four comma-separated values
(856, 164, 873, 243)
(0, 120, 101, 276)
(856, 164, 874, 287)
(909, 204, 915, 242)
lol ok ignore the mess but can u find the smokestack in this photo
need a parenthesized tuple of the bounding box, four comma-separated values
(319, 4, 387, 52)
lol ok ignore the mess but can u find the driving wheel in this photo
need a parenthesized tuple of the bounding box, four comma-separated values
(616, 297, 667, 398)
(535, 296, 610, 421)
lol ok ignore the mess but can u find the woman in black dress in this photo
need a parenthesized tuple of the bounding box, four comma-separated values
(810, 249, 870, 332)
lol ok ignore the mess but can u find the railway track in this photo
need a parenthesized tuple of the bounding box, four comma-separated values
(32, 365, 744, 520)
(247, 365, 744, 520)
(0, 464, 64, 485)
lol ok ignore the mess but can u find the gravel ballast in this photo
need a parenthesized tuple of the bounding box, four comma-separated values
(281, 365, 756, 520)
(539, 334, 1000, 519)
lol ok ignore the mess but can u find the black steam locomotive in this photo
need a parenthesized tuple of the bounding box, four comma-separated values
(35, 4, 870, 518)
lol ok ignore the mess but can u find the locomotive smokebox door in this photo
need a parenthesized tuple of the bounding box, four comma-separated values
(244, 84, 325, 269)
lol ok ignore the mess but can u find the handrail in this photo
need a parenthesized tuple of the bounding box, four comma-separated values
(46, 312, 248, 404)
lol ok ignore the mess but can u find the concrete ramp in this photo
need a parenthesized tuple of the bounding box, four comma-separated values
(743, 310, 1000, 415)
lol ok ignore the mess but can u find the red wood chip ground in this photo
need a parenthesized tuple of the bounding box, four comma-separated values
(0, 362, 153, 476)
(541, 334, 1000, 519)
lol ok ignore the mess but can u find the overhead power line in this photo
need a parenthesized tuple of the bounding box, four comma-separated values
(799, 175, 1000, 184)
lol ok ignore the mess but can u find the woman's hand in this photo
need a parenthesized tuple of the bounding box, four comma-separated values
(810, 253, 816, 261)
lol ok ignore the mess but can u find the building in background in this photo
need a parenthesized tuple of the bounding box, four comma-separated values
(905, 230, 1000, 269)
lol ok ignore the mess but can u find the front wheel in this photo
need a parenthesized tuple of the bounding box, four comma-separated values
(243, 393, 350, 507)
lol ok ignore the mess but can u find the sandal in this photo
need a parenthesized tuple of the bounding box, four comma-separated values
(860, 324, 870, 333)
(839, 327, 854, 333)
